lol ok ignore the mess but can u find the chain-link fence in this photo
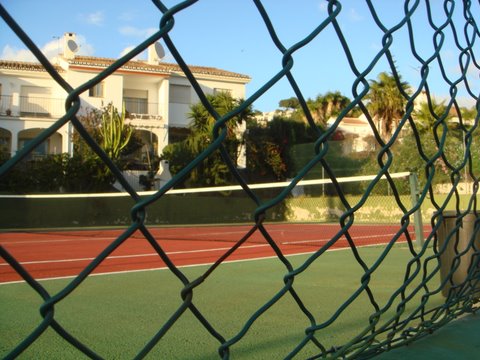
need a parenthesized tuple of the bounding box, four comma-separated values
(1, 1, 479, 359)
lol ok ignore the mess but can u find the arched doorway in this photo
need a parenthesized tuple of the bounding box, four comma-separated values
(18, 128, 62, 159)
(125, 129, 159, 170)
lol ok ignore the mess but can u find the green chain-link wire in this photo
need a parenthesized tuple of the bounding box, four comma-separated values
(0, 0, 479, 358)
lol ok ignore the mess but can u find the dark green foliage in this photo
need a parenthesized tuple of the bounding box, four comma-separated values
(1, 104, 142, 194)
(365, 71, 411, 138)
(245, 117, 317, 182)
(0, 155, 65, 193)
(161, 92, 252, 187)
(0, 154, 118, 194)
(73, 104, 141, 166)
(279, 91, 353, 127)
(278, 97, 300, 110)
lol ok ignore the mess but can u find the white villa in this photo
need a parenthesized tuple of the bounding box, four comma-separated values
(0, 33, 250, 166)
(325, 115, 375, 153)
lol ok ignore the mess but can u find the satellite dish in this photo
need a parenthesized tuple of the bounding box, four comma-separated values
(153, 42, 165, 60)
(148, 42, 165, 64)
(67, 39, 79, 53)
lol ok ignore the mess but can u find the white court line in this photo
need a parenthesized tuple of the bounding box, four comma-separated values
(0, 230, 256, 245)
(0, 230, 258, 245)
(0, 232, 414, 267)
(0, 243, 270, 267)
(0, 243, 394, 286)
(0, 237, 119, 245)
(282, 232, 415, 245)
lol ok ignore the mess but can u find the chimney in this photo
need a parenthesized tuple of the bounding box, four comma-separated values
(147, 44, 158, 64)
(63, 32, 78, 60)
(147, 42, 165, 64)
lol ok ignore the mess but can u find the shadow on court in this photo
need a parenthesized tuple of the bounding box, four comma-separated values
(377, 313, 480, 359)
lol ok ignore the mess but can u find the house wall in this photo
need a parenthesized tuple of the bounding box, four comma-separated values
(1, 71, 66, 116)
(1, 59, 249, 160)
(0, 70, 70, 155)
(168, 75, 247, 128)
(65, 70, 124, 112)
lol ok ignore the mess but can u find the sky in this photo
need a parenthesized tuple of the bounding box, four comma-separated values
(1, 0, 478, 112)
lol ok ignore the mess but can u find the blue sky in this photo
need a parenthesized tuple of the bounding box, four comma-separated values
(1, 0, 478, 111)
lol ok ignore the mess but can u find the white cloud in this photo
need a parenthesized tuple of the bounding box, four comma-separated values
(119, 45, 175, 63)
(1, 45, 36, 62)
(75, 35, 95, 56)
(118, 11, 136, 22)
(119, 26, 157, 38)
(318, 2, 328, 13)
(42, 39, 62, 58)
(119, 45, 142, 60)
(348, 8, 363, 22)
(0, 40, 60, 62)
(162, 53, 176, 63)
(1, 34, 94, 62)
(370, 42, 382, 52)
(86, 11, 104, 26)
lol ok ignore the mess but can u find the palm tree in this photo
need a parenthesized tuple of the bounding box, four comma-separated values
(413, 99, 450, 134)
(324, 90, 351, 117)
(306, 91, 351, 126)
(185, 91, 254, 186)
(365, 72, 411, 139)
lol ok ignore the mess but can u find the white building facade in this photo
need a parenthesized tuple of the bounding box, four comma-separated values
(0, 33, 250, 162)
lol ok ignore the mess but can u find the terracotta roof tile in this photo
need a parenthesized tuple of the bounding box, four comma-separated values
(0, 56, 250, 81)
(69, 56, 251, 80)
(0, 60, 63, 72)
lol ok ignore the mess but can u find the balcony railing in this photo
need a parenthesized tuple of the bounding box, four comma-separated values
(0, 95, 13, 116)
(0, 95, 66, 118)
(124, 98, 162, 120)
(0, 95, 162, 121)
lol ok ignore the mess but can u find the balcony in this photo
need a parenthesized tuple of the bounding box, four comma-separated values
(0, 95, 66, 118)
(124, 97, 162, 121)
(0, 94, 162, 121)
(0, 95, 13, 116)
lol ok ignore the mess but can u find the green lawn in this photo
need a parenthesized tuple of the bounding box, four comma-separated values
(1, 245, 448, 359)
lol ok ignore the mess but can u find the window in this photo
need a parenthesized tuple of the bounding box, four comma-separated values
(20, 86, 52, 116)
(89, 82, 104, 97)
(169, 84, 191, 104)
(19, 138, 48, 157)
(123, 89, 148, 114)
(124, 97, 148, 114)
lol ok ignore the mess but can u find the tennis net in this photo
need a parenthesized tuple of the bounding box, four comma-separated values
(0, 172, 422, 247)
(0, 172, 412, 226)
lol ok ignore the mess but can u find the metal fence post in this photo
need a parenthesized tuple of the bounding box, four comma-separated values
(409, 172, 424, 247)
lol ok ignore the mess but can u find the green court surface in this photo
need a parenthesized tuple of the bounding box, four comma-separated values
(2, 244, 476, 359)
(377, 314, 480, 359)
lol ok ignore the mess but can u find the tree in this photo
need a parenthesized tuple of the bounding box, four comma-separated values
(245, 117, 316, 181)
(360, 97, 473, 192)
(99, 104, 133, 160)
(161, 92, 254, 187)
(74, 103, 137, 164)
(365, 72, 410, 139)
(459, 106, 477, 122)
(1, 104, 144, 193)
(71, 103, 140, 191)
(413, 99, 451, 134)
(306, 91, 351, 126)
(279, 97, 300, 110)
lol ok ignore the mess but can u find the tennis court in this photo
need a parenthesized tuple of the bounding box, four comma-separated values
(1, 241, 445, 359)
(0, 222, 421, 284)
